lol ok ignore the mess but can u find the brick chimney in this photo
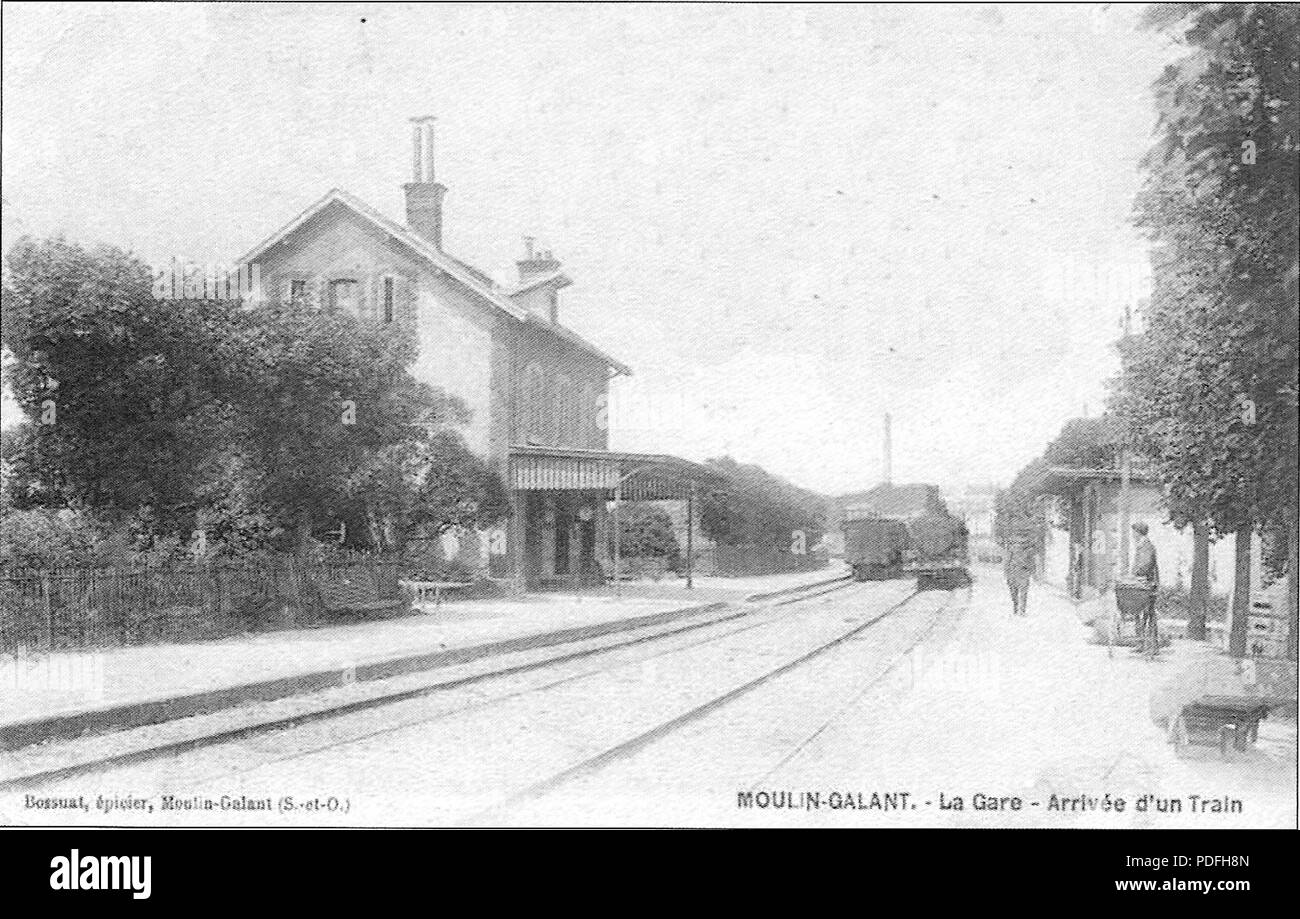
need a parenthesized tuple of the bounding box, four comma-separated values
(404, 116, 447, 249)
(516, 236, 561, 283)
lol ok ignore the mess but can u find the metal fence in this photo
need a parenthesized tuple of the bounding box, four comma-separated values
(0, 553, 405, 654)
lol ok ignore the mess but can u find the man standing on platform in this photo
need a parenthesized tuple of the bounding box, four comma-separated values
(1131, 522, 1160, 654)
(1004, 538, 1035, 617)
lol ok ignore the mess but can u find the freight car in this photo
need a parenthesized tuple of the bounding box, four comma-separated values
(843, 514, 910, 581)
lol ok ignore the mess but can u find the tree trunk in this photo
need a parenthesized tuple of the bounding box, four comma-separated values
(1187, 520, 1210, 641)
(1287, 505, 1298, 662)
(294, 509, 314, 558)
(1228, 527, 1252, 657)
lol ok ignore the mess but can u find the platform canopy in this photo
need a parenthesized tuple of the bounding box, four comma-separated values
(1034, 464, 1161, 494)
(508, 446, 726, 501)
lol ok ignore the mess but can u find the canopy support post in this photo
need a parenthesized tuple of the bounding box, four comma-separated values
(686, 481, 695, 590)
(612, 480, 622, 599)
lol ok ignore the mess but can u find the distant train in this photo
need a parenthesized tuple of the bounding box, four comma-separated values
(842, 515, 910, 581)
(904, 506, 970, 590)
(840, 485, 970, 590)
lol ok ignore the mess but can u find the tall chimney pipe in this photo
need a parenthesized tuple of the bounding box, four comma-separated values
(404, 116, 446, 249)
(882, 412, 893, 485)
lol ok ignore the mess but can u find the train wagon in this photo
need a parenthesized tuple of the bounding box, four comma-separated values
(904, 507, 970, 590)
(843, 515, 910, 581)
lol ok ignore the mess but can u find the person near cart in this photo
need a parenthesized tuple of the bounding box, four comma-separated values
(1131, 522, 1160, 654)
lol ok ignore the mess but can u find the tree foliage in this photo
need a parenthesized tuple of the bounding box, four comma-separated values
(615, 502, 682, 563)
(1122, 2, 1299, 539)
(994, 456, 1048, 559)
(0, 238, 241, 525)
(699, 456, 825, 549)
(1, 237, 509, 557)
(0, 508, 97, 569)
(1114, 3, 1298, 655)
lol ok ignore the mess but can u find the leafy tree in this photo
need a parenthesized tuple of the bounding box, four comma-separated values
(341, 430, 510, 551)
(204, 298, 509, 555)
(0, 422, 62, 511)
(0, 238, 243, 531)
(231, 299, 413, 551)
(2, 237, 510, 561)
(1122, 3, 1300, 656)
(700, 456, 825, 549)
(615, 502, 682, 564)
(1042, 416, 1125, 470)
(0, 508, 96, 568)
(994, 456, 1048, 561)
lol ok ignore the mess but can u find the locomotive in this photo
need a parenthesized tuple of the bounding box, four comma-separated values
(903, 504, 970, 590)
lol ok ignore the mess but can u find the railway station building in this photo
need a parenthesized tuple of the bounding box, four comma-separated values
(1034, 465, 1237, 602)
(235, 118, 718, 590)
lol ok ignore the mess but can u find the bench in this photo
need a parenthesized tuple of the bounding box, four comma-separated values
(400, 580, 473, 608)
(318, 579, 407, 616)
(1169, 696, 1270, 757)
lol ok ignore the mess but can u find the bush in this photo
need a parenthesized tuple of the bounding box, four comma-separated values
(399, 541, 477, 583)
(1155, 585, 1229, 624)
(0, 509, 96, 568)
(616, 503, 682, 565)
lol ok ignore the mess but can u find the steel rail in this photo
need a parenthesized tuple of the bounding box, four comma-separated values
(0, 578, 875, 793)
(471, 585, 944, 823)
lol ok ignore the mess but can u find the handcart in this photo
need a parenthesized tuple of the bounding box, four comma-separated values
(1114, 577, 1159, 658)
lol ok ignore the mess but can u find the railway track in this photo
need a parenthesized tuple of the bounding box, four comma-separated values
(468, 584, 964, 824)
(743, 584, 967, 792)
(1, 576, 873, 794)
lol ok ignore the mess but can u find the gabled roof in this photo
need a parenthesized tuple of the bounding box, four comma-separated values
(236, 188, 629, 375)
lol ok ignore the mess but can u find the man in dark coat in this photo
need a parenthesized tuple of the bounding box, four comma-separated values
(1131, 522, 1159, 587)
(1004, 539, 1034, 617)
(1131, 522, 1160, 653)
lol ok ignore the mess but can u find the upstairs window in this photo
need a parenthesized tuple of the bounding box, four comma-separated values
(581, 381, 597, 446)
(383, 277, 395, 323)
(328, 279, 361, 318)
(555, 373, 574, 445)
(523, 363, 546, 445)
(287, 278, 309, 307)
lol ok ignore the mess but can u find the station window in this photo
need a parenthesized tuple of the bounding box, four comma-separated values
(328, 279, 361, 317)
(555, 373, 574, 445)
(383, 277, 395, 323)
(523, 363, 546, 444)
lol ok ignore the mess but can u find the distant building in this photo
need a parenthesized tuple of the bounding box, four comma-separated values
(947, 484, 999, 562)
(829, 483, 946, 530)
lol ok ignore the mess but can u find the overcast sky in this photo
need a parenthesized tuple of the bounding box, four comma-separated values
(1, 3, 1179, 495)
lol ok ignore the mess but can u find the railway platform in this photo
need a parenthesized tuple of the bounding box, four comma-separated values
(0, 564, 848, 753)
(769, 565, 1296, 828)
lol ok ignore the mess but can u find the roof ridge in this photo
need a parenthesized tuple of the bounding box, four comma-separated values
(234, 188, 629, 375)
